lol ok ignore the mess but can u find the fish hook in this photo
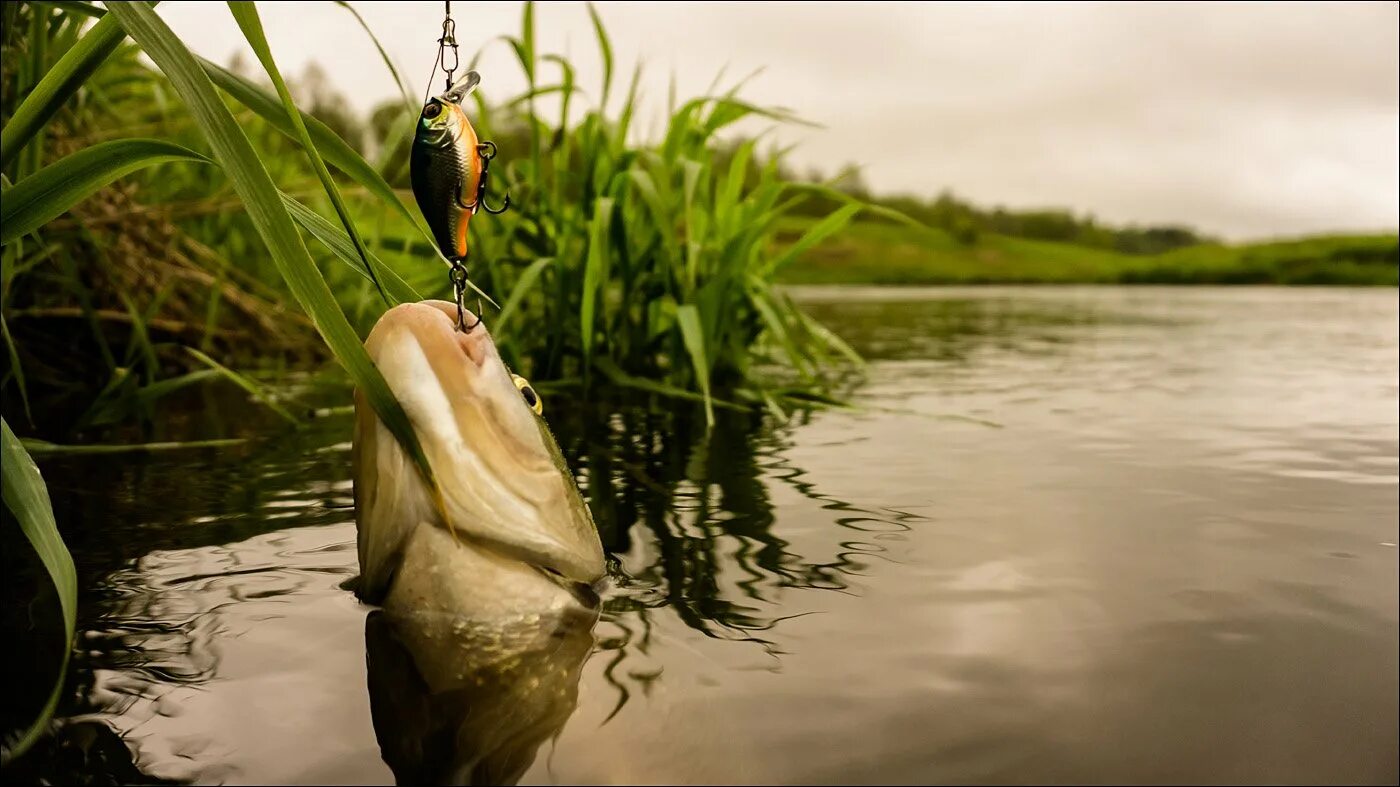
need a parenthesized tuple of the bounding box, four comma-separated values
(448, 257, 480, 332)
(473, 141, 511, 215)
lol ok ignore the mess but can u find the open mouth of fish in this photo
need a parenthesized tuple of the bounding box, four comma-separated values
(351, 301, 605, 619)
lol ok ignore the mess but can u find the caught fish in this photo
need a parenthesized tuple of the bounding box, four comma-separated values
(354, 302, 600, 784)
(352, 300, 605, 617)
(411, 71, 495, 262)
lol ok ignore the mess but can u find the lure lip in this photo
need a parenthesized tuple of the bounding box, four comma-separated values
(438, 70, 481, 105)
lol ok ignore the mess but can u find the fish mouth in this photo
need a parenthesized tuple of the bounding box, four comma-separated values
(354, 299, 608, 608)
(418, 300, 494, 366)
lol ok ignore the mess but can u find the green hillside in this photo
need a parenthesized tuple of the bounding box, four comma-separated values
(775, 219, 1399, 286)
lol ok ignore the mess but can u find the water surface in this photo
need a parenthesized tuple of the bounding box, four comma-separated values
(6, 286, 1396, 784)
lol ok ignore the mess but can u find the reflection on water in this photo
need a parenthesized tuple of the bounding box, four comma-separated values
(3, 287, 1396, 784)
(366, 605, 597, 786)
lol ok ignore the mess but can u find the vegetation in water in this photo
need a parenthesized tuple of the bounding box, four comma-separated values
(1, 0, 890, 448)
(0, 0, 880, 757)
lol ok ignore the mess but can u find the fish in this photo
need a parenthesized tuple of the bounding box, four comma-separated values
(351, 299, 606, 618)
(411, 71, 485, 262)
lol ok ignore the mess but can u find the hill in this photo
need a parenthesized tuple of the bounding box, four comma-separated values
(775, 219, 1399, 286)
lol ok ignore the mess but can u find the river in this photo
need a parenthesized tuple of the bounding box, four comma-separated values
(5, 286, 1396, 784)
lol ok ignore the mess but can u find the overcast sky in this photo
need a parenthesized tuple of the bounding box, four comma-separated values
(155, 1, 1399, 241)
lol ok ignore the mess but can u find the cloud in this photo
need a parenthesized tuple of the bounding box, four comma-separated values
(156, 1, 1398, 240)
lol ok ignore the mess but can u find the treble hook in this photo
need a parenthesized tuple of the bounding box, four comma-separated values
(472, 141, 511, 215)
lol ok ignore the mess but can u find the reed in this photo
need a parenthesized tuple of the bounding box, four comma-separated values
(416, 3, 881, 422)
(2, 1, 879, 434)
(1, 1, 882, 756)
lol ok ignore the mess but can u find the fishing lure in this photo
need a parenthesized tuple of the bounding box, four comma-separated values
(410, 71, 510, 330)
(411, 72, 508, 258)
(413, 0, 511, 331)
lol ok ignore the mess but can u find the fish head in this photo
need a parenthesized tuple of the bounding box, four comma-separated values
(416, 71, 481, 147)
(353, 301, 605, 604)
(416, 96, 467, 148)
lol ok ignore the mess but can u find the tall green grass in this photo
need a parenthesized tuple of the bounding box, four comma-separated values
(3, 1, 873, 434)
(0, 0, 449, 756)
(0, 417, 75, 764)
(426, 4, 881, 421)
(1, 0, 877, 755)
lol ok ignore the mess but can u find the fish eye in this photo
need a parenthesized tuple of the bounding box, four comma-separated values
(512, 374, 542, 415)
(422, 102, 442, 120)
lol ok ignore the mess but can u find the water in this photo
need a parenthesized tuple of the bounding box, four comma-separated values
(5, 286, 1396, 784)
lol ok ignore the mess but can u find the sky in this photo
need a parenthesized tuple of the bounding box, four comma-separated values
(156, 1, 1400, 241)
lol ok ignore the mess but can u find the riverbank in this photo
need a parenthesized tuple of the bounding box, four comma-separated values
(776, 219, 1398, 285)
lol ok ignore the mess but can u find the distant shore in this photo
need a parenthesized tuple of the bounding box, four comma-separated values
(776, 219, 1398, 286)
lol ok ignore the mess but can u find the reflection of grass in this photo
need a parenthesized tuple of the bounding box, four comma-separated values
(544, 386, 925, 720)
(776, 218, 1399, 285)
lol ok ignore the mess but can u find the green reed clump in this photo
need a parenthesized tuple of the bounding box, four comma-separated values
(368, 3, 889, 421)
(1, 1, 889, 753)
(4, 1, 886, 437)
(1, 0, 439, 758)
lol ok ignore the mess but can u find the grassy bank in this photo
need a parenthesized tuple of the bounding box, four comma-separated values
(2, 0, 887, 443)
(775, 219, 1399, 286)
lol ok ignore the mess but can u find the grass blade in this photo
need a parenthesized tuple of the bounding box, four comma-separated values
(21, 5, 49, 177)
(1, 313, 33, 426)
(748, 286, 810, 377)
(586, 2, 613, 108)
(228, 0, 390, 307)
(594, 356, 746, 411)
(494, 256, 552, 336)
(281, 192, 420, 304)
(0, 418, 76, 763)
(21, 437, 247, 454)
(334, 1, 416, 116)
(32, 1, 106, 19)
(199, 57, 434, 244)
(628, 168, 675, 261)
(0, 6, 144, 170)
(185, 347, 300, 425)
(520, 2, 537, 84)
(117, 291, 157, 384)
(134, 369, 221, 402)
(716, 138, 755, 232)
(762, 202, 861, 275)
(0, 138, 208, 245)
(675, 303, 714, 427)
(795, 305, 864, 367)
(580, 198, 614, 361)
(106, 2, 441, 503)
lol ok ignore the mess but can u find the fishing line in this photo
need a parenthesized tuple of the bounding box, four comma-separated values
(421, 1, 476, 330)
(422, 0, 459, 106)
